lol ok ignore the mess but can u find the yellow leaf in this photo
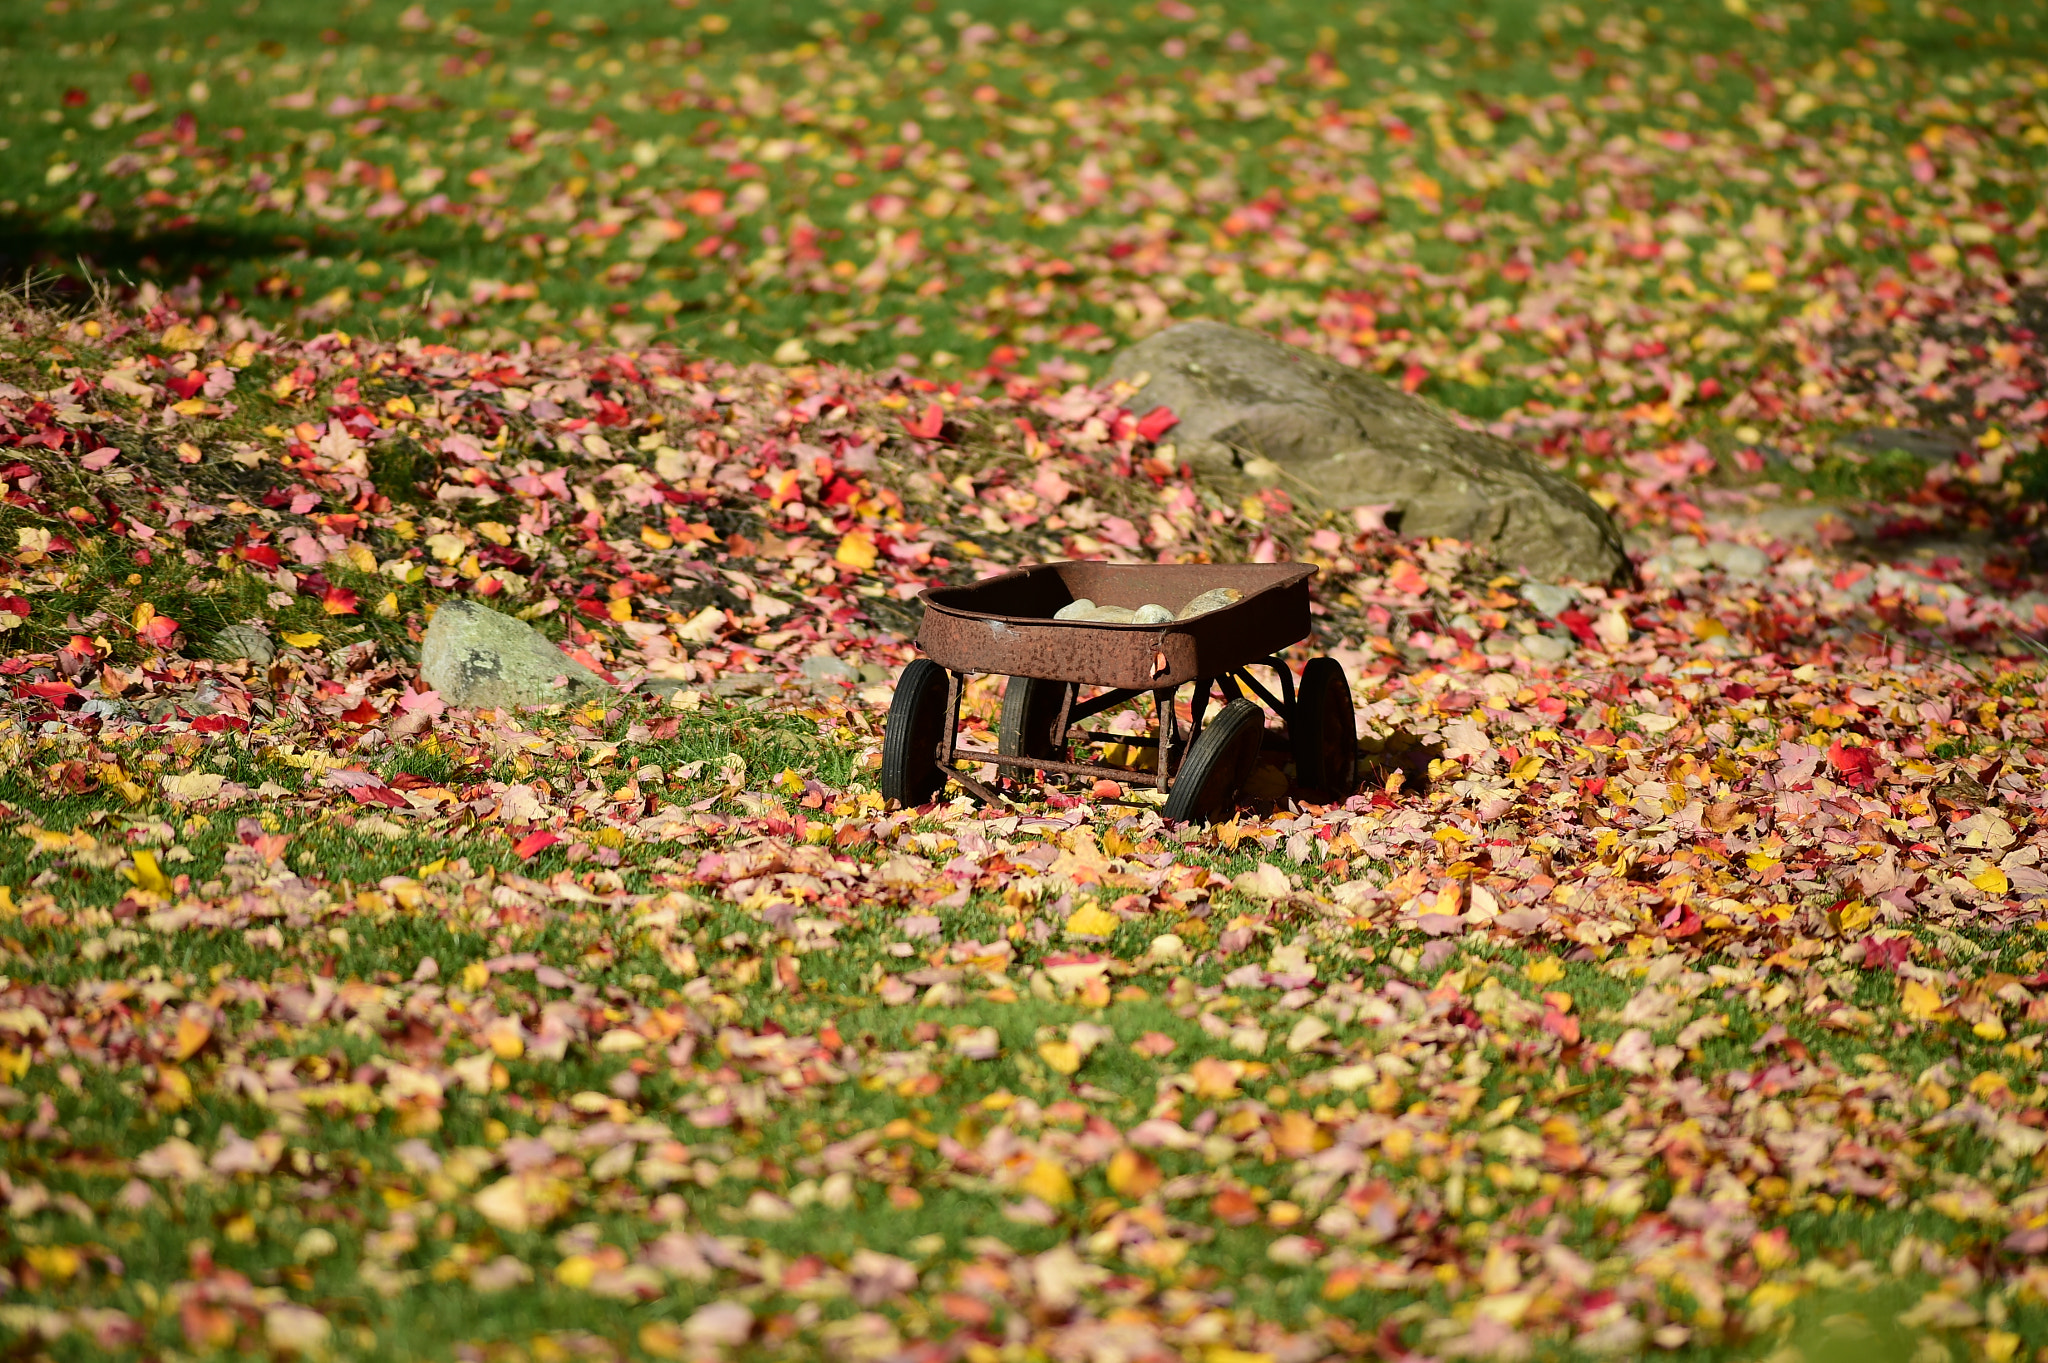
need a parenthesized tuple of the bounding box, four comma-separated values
(1524, 957, 1564, 985)
(640, 525, 673, 551)
(1189, 1055, 1240, 1100)
(162, 772, 225, 803)
(1106, 1148, 1161, 1199)
(461, 962, 491, 992)
(1740, 270, 1779, 293)
(1064, 902, 1120, 937)
(129, 848, 172, 895)
(1037, 1040, 1082, 1075)
(159, 323, 201, 350)
(132, 602, 156, 633)
(282, 631, 323, 648)
(1899, 980, 1948, 1021)
(607, 597, 633, 622)
(1969, 1071, 2013, 1100)
(154, 1065, 193, 1111)
(1747, 1281, 1801, 1320)
(555, 1254, 597, 1288)
(25, 1246, 83, 1281)
(1972, 865, 2010, 895)
(171, 1012, 212, 1062)
(1836, 900, 1876, 933)
(1018, 1157, 1073, 1205)
(639, 1323, 688, 1360)
(173, 399, 209, 416)
(1508, 755, 1544, 781)
(835, 531, 878, 571)
(473, 1172, 571, 1233)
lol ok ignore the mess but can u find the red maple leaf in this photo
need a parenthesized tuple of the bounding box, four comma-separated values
(1827, 739, 1877, 791)
(902, 403, 945, 440)
(513, 830, 561, 859)
(337, 697, 382, 725)
(321, 586, 359, 616)
(1540, 1008, 1580, 1045)
(1134, 406, 1179, 441)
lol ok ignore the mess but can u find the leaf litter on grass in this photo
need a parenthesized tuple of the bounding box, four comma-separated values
(3, 294, 2048, 1361)
(4, 0, 2048, 495)
(3, 0, 2048, 1359)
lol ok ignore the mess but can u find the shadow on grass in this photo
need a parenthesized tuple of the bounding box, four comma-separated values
(0, 214, 329, 308)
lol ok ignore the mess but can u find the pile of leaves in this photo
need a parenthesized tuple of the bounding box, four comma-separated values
(3, 293, 2048, 1361)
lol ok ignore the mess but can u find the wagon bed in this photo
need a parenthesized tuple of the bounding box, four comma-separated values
(918, 561, 1316, 689)
(881, 560, 1357, 820)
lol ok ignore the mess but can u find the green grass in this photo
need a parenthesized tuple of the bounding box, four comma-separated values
(7, 2, 2048, 1358)
(1, 0, 2042, 407)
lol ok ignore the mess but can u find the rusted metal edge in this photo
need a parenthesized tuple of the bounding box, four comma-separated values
(920, 561, 1317, 629)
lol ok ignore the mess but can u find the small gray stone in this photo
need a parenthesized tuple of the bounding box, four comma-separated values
(1841, 427, 1965, 460)
(214, 624, 275, 666)
(711, 673, 778, 697)
(1519, 581, 1577, 619)
(1708, 542, 1771, 579)
(419, 599, 610, 710)
(1519, 633, 1573, 661)
(1481, 631, 1521, 656)
(633, 676, 693, 700)
(801, 655, 858, 686)
(1667, 539, 1713, 569)
(1109, 321, 1627, 584)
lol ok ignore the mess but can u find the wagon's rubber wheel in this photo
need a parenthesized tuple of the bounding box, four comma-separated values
(1291, 657, 1359, 796)
(999, 676, 1070, 761)
(1162, 698, 1264, 823)
(880, 659, 951, 806)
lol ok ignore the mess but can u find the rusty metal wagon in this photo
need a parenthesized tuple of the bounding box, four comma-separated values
(879, 561, 1359, 821)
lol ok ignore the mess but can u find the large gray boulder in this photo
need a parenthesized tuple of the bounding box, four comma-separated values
(419, 600, 610, 709)
(1109, 321, 1628, 584)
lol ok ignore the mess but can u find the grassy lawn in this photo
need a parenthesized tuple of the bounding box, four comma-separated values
(3, 0, 2044, 455)
(3, 2, 2048, 1361)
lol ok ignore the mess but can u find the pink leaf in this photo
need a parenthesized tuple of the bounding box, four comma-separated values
(399, 689, 447, 717)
